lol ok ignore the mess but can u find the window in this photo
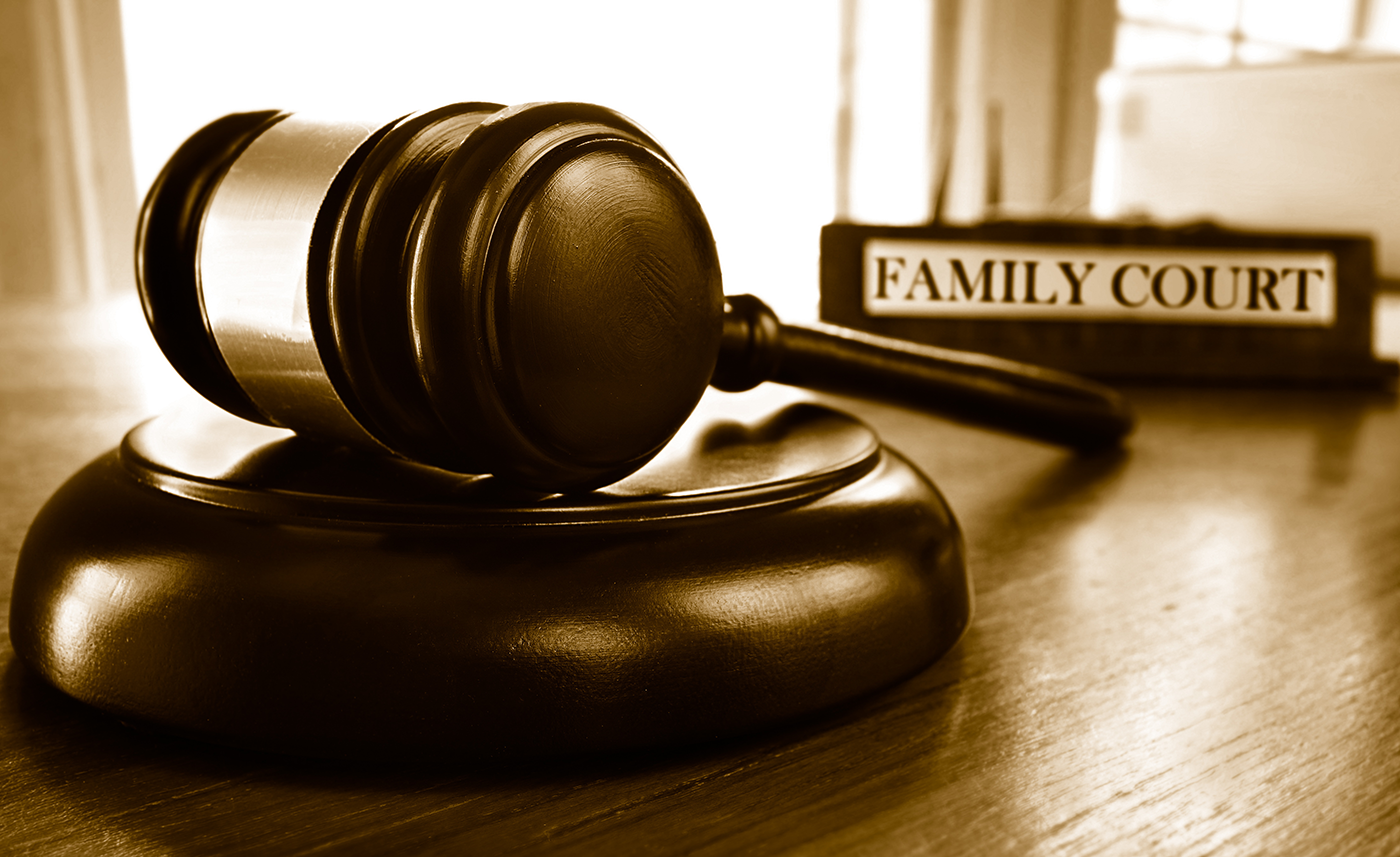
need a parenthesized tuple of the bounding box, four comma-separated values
(118, 0, 842, 320)
(1115, 0, 1400, 70)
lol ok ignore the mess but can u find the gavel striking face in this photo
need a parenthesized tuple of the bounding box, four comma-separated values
(138, 101, 1133, 493)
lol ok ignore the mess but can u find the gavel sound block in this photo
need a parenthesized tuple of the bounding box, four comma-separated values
(8, 103, 1130, 760)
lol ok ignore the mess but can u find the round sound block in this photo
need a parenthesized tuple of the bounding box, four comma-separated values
(9, 394, 969, 760)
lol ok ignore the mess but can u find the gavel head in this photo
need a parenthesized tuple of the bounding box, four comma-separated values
(137, 102, 725, 492)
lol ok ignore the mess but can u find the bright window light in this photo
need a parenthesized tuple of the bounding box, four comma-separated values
(118, 0, 841, 321)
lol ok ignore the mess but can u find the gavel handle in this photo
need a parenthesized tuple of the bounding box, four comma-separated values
(712, 294, 1134, 451)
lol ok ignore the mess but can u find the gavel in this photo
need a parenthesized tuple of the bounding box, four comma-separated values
(137, 101, 1133, 493)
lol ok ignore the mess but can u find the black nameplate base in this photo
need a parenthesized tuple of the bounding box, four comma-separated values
(820, 220, 1396, 385)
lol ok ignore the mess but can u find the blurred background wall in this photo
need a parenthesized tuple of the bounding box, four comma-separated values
(0, 0, 133, 301)
(4, 0, 1400, 316)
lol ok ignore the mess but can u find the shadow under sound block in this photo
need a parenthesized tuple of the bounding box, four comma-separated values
(8, 393, 970, 761)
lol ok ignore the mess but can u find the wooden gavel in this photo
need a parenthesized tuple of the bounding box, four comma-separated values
(137, 101, 1133, 492)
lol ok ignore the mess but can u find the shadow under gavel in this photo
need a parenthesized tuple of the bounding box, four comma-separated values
(138, 101, 1132, 493)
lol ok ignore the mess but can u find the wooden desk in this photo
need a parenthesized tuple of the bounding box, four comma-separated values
(4, 296, 1399, 855)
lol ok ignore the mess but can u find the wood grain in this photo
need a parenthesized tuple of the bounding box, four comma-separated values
(4, 296, 1400, 855)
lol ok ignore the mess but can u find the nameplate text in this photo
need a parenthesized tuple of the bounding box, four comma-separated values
(863, 238, 1337, 326)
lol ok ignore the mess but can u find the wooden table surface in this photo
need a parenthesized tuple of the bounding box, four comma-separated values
(3, 295, 1400, 855)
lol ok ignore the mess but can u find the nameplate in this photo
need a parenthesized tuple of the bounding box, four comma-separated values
(863, 239, 1336, 326)
(821, 220, 1394, 385)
